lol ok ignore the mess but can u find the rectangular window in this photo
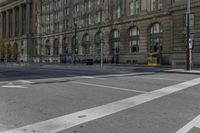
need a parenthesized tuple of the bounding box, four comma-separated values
(88, 14, 91, 25)
(97, 11, 102, 23)
(151, 0, 162, 11)
(130, 0, 140, 16)
(64, 8, 69, 16)
(117, 6, 121, 18)
(74, 4, 80, 13)
(112, 6, 121, 19)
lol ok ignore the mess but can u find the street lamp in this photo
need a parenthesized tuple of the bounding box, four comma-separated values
(97, 31, 104, 68)
(73, 22, 77, 64)
(186, 0, 192, 71)
(100, 38, 104, 68)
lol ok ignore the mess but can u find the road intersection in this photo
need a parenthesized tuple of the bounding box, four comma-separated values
(0, 66, 199, 133)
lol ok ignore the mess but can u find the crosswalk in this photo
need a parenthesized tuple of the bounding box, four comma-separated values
(1, 77, 200, 133)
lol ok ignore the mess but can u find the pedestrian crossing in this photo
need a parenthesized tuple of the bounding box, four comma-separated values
(2, 77, 200, 133)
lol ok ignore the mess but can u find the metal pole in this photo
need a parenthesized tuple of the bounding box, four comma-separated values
(100, 41, 103, 68)
(186, 0, 191, 70)
(74, 23, 77, 64)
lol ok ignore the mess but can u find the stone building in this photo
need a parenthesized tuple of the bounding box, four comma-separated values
(0, 0, 34, 62)
(0, 0, 200, 65)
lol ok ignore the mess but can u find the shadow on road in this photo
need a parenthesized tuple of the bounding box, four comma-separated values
(0, 65, 167, 83)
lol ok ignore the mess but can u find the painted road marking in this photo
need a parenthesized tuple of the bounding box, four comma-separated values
(2, 77, 200, 133)
(2, 85, 27, 89)
(0, 72, 183, 85)
(16, 80, 35, 84)
(176, 114, 200, 133)
(71, 81, 147, 93)
(2, 82, 27, 89)
(132, 76, 186, 82)
(0, 76, 100, 85)
(95, 72, 187, 82)
(96, 72, 155, 78)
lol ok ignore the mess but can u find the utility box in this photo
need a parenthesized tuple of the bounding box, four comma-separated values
(172, 59, 186, 69)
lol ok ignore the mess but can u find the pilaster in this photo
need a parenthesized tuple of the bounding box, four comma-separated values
(0, 13, 3, 38)
(12, 8, 15, 37)
(26, 2, 31, 34)
(19, 5, 22, 35)
(6, 11, 9, 38)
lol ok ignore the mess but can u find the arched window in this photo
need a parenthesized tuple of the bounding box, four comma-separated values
(53, 39, 59, 56)
(82, 33, 90, 55)
(13, 43, 19, 61)
(62, 37, 68, 54)
(72, 36, 78, 54)
(45, 40, 51, 56)
(149, 23, 163, 53)
(129, 26, 139, 53)
(95, 31, 103, 56)
(110, 29, 120, 54)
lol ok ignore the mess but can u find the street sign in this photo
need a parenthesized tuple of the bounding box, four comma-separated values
(185, 13, 194, 27)
(189, 38, 193, 49)
(189, 14, 194, 27)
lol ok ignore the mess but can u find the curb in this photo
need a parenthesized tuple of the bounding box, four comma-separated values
(161, 70, 200, 75)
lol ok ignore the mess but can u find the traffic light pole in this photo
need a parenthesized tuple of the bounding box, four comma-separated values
(186, 0, 192, 71)
(100, 41, 103, 68)
(73, 23, 77, 64)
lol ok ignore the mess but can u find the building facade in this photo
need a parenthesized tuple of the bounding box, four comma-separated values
(0, 0, 200, 65)
(0, 0, 33, 62)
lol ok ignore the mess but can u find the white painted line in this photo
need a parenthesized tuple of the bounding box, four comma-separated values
(0, 76, 101, 86)
(1, 82, 28, 89)
(176, 114, 200, 133)
(133, 76, 186, 82)
(17, 80, 35, 84)
(2, 77, 200, 133)
(100, 72, 186, 82)
(2, 85, 27, 89)
(71, 81, 147, 93)
(96, 72, 155, 78)
(0, 72, 154, 85)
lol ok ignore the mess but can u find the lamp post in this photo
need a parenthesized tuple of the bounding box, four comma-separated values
(73, 22, 77, 64)
(100, 39, 104, 68)
(186, 0, 192, 71)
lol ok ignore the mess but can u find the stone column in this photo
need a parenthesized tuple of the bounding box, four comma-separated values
(6, 11, 9, 38)
(26, 2, 31, 34)
(19, 5, 22, 35)
(12, 8, 15, 37)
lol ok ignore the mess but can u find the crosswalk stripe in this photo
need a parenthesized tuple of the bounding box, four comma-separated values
(2, 77, 200, 133)
(71, 81, 147, 93)
(176, 114, 200, 133)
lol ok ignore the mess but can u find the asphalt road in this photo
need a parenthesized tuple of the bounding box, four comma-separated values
(0, 65, 200, 133)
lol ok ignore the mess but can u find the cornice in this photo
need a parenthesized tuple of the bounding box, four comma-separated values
(170, 2, 200, 12)
(0, 0, 30, 12)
